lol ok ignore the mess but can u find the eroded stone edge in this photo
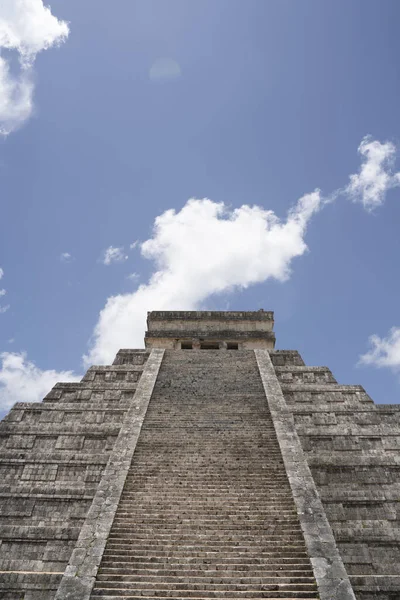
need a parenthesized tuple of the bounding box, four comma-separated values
(254, 349, 356, 600)
(54, 348, 165, 600)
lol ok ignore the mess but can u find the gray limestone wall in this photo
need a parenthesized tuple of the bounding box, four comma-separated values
(255, 349, 356, 600)
(0, 349, 149, 600)
(270, 350, 400, 600)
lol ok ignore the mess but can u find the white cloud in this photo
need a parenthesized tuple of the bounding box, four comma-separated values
(102, 246, 128, 265)
(0, 57, 33, 135)
(359, 327, 400, 372)
(127, 272, 139, 281)
(0, 0, 69, 135)
(149, 58, 181, 83)
(0, 270, 8, 313)
(130, 241, 139, 250)
(0, 351, 80, 411)
(7, 338, 14, 344)
(0, 0, 69, 62)
(345, 135, 400, 210)
(60, 252, 72, 262)
(85, 192, 321, 365)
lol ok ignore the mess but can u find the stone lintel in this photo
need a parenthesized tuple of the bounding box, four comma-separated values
(254, 349, 356, 600)
(147, 309, 274, 321)
(145, 330, 275, 339)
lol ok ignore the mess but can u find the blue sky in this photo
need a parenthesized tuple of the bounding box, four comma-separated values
(1, 0, 400, 412)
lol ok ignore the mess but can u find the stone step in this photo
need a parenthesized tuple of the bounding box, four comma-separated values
(104, 542, 307, 553)
(111, 507, 299, 527)
(106, 523, 301, 530)
(102, 551, 310, 560)
(108, 524, 304, 531)
(91, 588, 319, 598)
(91, 596, 318, 600)
(116, 499, 296, 504)
(99, 559, 313, 569)
(113, 508, 299, 513)
(109, 522, 303, 529)
(106, 538, 305, 547)
(96, 574, 316, 585)
(98, 568, 315, 577)
(117, 493, 296, 498)
(105, 527, 301, 534)
(107, 529, 305, 538)
(114, 503, 297, 508)
(122, 474, 290, 479)
(93, 580, 319, 591)
(116, 495, 296, 501)
(112, 515, 299, 522)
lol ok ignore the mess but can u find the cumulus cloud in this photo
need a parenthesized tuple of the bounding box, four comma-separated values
(0, 351, 80, 412)
(345, 135, 400, 210)
(0, 0, 69, 135)
(102, 246, 128, 265)
(359, 327, 400, 372)
(0, 289, 5, 297)
(60, 252, 72, 262)
(85, 192, 321, 365)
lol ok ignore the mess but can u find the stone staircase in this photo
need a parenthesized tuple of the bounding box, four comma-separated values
(90, 350, 318, 599)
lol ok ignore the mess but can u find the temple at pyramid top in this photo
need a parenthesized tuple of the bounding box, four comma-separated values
(144, 309, 276, 350)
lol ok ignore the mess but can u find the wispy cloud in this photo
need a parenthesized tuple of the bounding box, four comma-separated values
(127, 272, 139, 281)
(102, 246, 128, 265)
(130, 241, 139, 250)
(0, 0, 69, 135)
(0, 268, 8, 313)
(85, 192, 322, 365)
(0, 287, 8, 313)
(149, 58, 182, 83)
(345, 135, 400, 210)
(0, 352, 80, 412)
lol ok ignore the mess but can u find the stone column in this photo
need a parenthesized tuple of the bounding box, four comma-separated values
(254, 349, 356, 600)
(54, 349, 165, 600)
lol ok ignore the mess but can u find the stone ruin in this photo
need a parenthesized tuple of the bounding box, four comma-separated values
(0, 310, 399, 599)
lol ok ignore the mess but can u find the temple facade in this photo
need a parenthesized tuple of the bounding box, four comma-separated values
(0, 310, 399, 600)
